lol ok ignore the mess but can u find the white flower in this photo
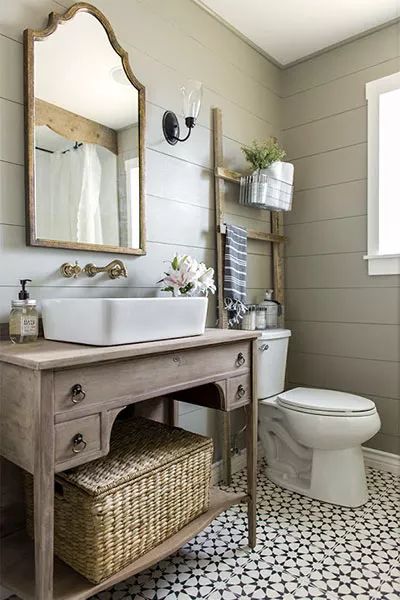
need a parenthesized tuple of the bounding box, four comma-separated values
(159, 254, 216, 297)
(197, 266, 216, 295)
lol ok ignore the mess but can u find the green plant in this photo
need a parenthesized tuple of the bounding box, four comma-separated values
(241, 138, 286, 170)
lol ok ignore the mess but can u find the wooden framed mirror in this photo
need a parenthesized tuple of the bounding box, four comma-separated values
(24, 2, 146, 255)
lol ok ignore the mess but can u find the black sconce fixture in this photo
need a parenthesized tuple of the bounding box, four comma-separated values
(162, 80, 203, 145)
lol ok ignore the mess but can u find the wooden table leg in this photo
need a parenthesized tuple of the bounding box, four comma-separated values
(247, 341, 258, 548)
(167, 398, 178, 428)
(34, 372, 54, 600)
(223, 412, 232, 485)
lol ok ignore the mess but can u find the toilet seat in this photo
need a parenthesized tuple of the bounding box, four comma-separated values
(277, 387, 377, 417)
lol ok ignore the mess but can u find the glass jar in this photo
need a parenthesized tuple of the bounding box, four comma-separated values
(9, 300, 39, 344)
(241, 304, 256, 330)
(255, 305, 267, 330)
(257, 289, 281, 329)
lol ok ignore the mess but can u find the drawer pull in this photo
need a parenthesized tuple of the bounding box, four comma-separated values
(72, 433, 87, 454)
(71, 384, 86, 404)
(236, 352, 246, 367)
(237, 384, 246, 399)
(259, 344, 270, 352)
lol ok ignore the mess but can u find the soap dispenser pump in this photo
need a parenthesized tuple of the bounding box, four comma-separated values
(9, 279, 39, 344)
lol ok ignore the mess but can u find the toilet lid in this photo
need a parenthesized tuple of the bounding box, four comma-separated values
(277, 387, 376, 415)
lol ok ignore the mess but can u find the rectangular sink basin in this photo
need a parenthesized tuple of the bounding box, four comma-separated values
(41, 297, 208, 346)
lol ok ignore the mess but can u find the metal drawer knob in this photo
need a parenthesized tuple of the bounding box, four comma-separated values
(237, 384, 246, 399)
(259, 344, 270, 352)
(236, 352, 246, 367)
(71, 384, 86, 404)
(72, 433, 87, 454)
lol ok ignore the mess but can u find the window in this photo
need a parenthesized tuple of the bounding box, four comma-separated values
(365, 71, 400, 275)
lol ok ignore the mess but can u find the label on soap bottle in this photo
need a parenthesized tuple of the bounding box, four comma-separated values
(21, 316, 38, 336)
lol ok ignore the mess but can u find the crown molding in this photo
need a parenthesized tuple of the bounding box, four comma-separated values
(284, 17, 400, 69)
(191, 0, 283, 68)
(191, 1, 400, 71)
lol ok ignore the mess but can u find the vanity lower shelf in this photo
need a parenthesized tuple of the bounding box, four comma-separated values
(1, 488, 247, 600)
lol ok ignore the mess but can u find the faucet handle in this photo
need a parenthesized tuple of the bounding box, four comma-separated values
(60, 261, 82, 278)
(110, 262, 127, 279)
(83, 263, 97, 278)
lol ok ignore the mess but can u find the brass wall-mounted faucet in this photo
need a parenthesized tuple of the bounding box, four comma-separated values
(60, 259, 128, 279)
(84, 259, 128, 279)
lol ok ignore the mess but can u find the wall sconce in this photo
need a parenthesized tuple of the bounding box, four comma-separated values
(162, 80, 203, 145)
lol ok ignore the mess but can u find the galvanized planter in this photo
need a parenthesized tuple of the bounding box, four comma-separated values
(239, 161, 294, 212)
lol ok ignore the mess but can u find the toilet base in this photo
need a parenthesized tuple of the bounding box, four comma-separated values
(266, 445, 369, 507)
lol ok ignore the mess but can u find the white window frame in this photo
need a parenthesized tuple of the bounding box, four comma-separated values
(364, 71, 400, 276)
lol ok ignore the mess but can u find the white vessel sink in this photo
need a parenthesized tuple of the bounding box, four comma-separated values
(41, 297, 208, 346)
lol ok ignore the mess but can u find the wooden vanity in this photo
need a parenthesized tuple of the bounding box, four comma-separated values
(0, 328, 259, 600)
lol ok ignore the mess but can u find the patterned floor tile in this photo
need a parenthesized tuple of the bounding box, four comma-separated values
(211, 557, 301, 599)
(378, 565, 400, 598)
(346, 523, 399, 549)
(290, 583, 338, 598)
(206, 590, 239, 600)
(9, 465, 400, 600)
(309, 539, 399, 599)
(177, 509, 276, 561)
(125, 555, 231, 599)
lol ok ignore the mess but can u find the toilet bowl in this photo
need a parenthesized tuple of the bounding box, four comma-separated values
(257, 329, 381, 507)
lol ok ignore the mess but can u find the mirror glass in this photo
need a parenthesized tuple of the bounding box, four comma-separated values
(28, 6, 145, 253)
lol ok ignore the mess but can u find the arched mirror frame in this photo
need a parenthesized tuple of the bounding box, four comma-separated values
(23, 2, 146, 255)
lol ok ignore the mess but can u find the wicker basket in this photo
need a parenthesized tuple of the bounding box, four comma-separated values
(25, 417, 213, 584)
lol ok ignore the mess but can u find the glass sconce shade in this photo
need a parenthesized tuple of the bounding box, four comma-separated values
(162, 80, 203, 145)
(181, 80, 203, 120)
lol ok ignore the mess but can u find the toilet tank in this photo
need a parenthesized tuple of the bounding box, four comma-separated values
(257, 329, 291, 400)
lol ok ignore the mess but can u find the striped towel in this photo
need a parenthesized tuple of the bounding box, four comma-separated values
(224, 224, 247, 327)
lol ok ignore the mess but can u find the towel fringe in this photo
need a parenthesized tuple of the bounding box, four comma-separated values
(224, 298, 247, 327)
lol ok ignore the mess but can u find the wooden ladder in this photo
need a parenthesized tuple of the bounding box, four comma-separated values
(212, 107, 286, 483)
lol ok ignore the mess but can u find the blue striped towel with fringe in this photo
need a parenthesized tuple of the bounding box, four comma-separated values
(224, 224, 247, 327)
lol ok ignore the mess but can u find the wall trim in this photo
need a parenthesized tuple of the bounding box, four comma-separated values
(191, 1, 400, 71)
(362, 446, 400, 476)
(280, 17, 400, 70)
(190, 0, 282, 68)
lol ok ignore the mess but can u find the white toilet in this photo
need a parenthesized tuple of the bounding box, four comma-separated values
(257, 329, 381, 507)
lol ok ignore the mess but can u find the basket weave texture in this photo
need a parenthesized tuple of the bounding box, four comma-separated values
(26, 417, 213, 583)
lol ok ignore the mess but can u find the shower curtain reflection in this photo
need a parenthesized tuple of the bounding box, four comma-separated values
(77, 144, 103, 244)
(35, 140, 116, 245)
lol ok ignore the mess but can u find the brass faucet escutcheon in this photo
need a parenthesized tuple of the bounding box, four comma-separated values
(84, 259, 128, 279)
(60, 261, 82, 278)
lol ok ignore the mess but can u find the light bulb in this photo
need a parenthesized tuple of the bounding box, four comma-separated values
(181, 80, 202, 121)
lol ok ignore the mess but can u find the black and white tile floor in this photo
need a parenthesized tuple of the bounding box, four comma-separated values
(91, 463, 399, 600)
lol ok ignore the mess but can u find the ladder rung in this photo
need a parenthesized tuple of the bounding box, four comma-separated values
(219, 223, 285, 243)
(215, 167, 241, 183)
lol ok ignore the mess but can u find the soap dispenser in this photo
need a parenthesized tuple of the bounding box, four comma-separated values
(9, 279, 39, 344)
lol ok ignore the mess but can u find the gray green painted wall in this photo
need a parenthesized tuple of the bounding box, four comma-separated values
(282, 23, 400, 456)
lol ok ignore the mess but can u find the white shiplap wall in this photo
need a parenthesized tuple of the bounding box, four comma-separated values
(282, 23, 400, 455)
(0, 0, 281, 444)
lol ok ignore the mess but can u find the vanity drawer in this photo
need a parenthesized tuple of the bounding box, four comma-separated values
(54, 342, 251, 414)
(55, 414, 102, 467)
(227, 374, 252, 410)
